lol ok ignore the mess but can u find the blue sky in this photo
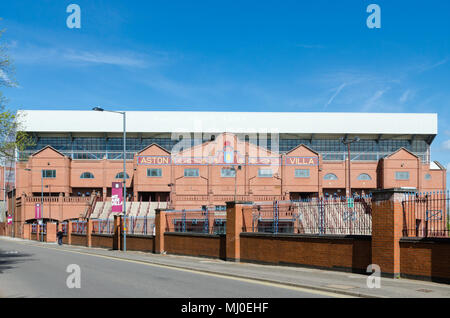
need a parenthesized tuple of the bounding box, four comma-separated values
(0, 1, 449, 177)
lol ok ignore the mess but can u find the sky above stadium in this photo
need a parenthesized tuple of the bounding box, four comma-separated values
(0, 1, 449, 179)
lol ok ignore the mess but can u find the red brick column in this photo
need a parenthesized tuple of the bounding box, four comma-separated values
(23, 224, 31, 240)
(155, 209, 167, 254)
(226, 201, 253, 262)
(67, 220, 73, 245)
(46, 223, 57, 243)
(86, 219, 92, 247)
(371, 188, 411, 278)
(36, 224, 40, 241)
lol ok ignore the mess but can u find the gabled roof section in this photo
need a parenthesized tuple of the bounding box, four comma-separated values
(286, 143, 319, 156)
(430, 161, 446, 170)
(31, 145, 67, 158)
(385, 147, 419, 160)
(137, 143, 170, 155)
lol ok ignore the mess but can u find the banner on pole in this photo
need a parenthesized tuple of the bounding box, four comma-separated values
(35, 203, 42, 219)
(111, 182, 123, 213)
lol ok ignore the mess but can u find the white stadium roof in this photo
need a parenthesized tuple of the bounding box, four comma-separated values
(18, 110, 438, 135)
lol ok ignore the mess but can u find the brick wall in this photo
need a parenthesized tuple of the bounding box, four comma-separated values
(240, 233, 371, 273)
(91, 234, 114, 249)
(164, 232, 226, 259)
(71, 233, 87, 246)
(400, 237, 450, 283)
(123, 235, 154, 252)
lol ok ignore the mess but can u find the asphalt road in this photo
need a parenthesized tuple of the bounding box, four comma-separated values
(0, 239, 338, 298)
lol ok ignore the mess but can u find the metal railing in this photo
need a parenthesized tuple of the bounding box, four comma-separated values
(246, 196, 372, 235)
(165, 208, 226, 234)
(92, 219, 114, 235)
(72, 220, 87, 234)
(402, 191, 449, 238)
(128, 216, 155, 235)
(61, 222, 68, 235)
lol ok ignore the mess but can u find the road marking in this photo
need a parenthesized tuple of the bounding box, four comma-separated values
(9, 240, 353, 298)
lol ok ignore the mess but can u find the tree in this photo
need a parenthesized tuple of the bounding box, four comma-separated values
(0, 20, 33, 161)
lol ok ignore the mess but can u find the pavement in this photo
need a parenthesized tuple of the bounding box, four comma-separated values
(1, 236, 449, 298)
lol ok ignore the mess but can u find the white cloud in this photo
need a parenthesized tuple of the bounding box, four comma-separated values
(63, 50, 149, 68)
(12, 43, 170, 69)
(324, 83, 346, 109)
(399, 89, 412, 103)
(362, 88, 389, 111)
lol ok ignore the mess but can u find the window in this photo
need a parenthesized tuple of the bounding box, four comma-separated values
(258, 169, 273, 177)
(147, 168, 162, 177)
(184, 168, 199, 177)
(324, 173, 338, 180)
(115, 172, 130, 179)
(80, 172, 94, 179)
(424, 173, 431, 180)
(357, 173, 372, 181)
(295, 169, 310, 178)
(215, 205, 226, 211)
(395, 171, 410, 180)
(221, 168, 236, 177)
(42, 170, 56, 178)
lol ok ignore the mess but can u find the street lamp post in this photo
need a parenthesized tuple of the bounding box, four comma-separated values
(93, 107, 127, 252)
(340, 136, 360, 198)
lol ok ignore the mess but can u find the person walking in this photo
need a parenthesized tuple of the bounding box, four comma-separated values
(57, 228, 64, 245)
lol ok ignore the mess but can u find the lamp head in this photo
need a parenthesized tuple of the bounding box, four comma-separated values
(92, 107, 104, 112)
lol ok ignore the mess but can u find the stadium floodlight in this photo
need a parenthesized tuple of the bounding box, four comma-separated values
(92, 106, 127, 252)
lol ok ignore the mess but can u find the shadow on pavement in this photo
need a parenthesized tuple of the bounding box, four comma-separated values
(0, 248, 35, 274)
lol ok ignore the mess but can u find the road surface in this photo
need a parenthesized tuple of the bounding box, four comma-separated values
(0, 238, 340, 298)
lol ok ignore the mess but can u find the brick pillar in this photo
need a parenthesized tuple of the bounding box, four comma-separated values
(113, 215, 121, 250)
(36, 224, 40, 241)
(225, 201, 253, 262)
(23, 224, 31, 240)
(155, 209, 167, 254)
(46, 223, 57, 243)
(371, 188, 411, 278)
(86, 219, 92, 247)
(67, 220, 72, 245)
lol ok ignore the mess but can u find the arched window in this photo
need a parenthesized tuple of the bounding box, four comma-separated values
(324, 173, 338, 180)
(357, 173, 372, 181)
(80, 172, 94, 179)
(115, 172, 130, 179)
(424, 173, 431, 180)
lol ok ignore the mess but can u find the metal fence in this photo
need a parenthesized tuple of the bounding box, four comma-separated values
(61, 222, 68, 235)
(402, 191, 449, 238)
(165, 208, 226, 234)
(246, 196, 372, 235)
(72, 220, 87, 234)
(92, 219, 114, 235)
(127, 216, 155, 235)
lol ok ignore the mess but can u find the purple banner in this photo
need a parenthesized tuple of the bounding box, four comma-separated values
(111, 182, 123, 213)
(35, 203, 42, 219)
